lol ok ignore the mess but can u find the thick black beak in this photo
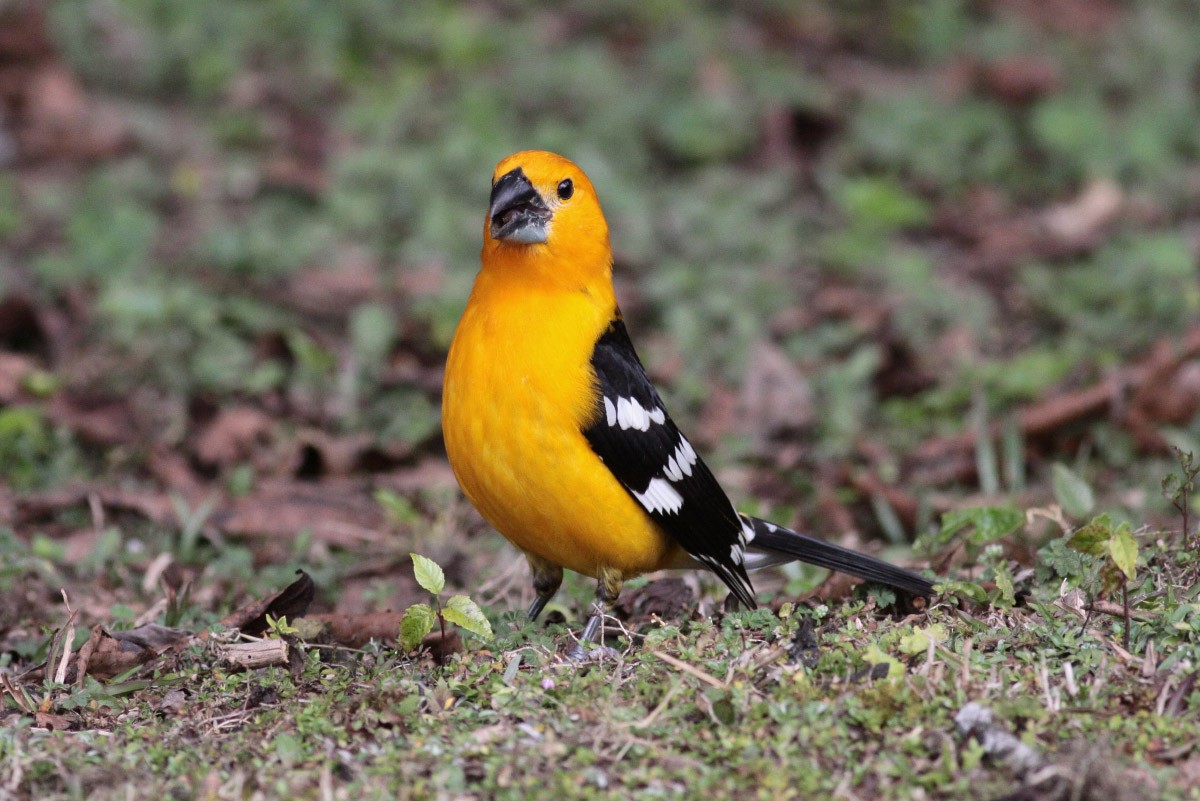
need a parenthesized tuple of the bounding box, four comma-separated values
(489, 168, 550, 244)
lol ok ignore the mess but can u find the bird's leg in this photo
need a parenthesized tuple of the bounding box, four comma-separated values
(566, 566, 622, 661)
(525, 555, 563, 622)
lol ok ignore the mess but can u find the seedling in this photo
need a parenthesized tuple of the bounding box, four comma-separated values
(400, 553, 493, 651)
(1065, 514, 1139, 649)
(1161, 446, 1198, 548)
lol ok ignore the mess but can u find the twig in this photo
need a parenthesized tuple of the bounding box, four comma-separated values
(909, 324, 1200, 485)
(651, 651, 727, 689)
(53, 591, 78, 685)
(1122, 581, 1130, 652)
(1085, 599, 1152, 623)
(219, 639, 290, 671)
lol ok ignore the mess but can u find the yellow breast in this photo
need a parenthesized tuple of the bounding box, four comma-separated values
(442, 272, 680, 578)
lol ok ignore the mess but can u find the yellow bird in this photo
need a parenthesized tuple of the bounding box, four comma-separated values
(443, 151, 932, 657)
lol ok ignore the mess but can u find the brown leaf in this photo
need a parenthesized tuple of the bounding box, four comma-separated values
(262, 157, 327, 198)
(304, 611, 406, 648)
(615, 578, 696, 623)
(0, 352, 37, 403)
(192, 405, 276, 468)
(16, 64, 130, 163)
(212, 478, 385, 548)
(15, 487, 176, 530)
(285, 259, 380, 318)
(146, 446, 205, 497)
(978, 56, 1062, 105)
(988, 0, 1120, 38)
(738, 342, 814, 451)
(288, 430, 376, 479)
(74, 624, 187, 681)
(220, 570, 316, 636)
(46, 393, 136, 446)
(33, 712, 75, 731)
(0, 4, 55, 61)
(873, 335, 936, 399)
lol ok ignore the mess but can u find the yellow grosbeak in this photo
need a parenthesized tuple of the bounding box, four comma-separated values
(443, 151, 932, 656)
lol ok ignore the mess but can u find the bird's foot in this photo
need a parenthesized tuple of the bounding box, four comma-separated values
(565, 644, 621, 663)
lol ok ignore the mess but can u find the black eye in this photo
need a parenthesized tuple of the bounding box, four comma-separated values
(557, 178, 573, 200)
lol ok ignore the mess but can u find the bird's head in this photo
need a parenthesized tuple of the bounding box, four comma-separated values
(483, 151, 611, 279)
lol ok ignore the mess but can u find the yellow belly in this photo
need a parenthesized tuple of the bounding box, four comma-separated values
(442, 280, 679, 579)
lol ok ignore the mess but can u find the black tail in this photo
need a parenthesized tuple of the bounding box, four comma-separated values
(741, 514, 934, 597)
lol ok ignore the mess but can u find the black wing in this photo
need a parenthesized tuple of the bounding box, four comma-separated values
(582, 318, 757, 608)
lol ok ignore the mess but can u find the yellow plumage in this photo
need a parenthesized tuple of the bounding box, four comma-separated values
(442, 151, 683, 580)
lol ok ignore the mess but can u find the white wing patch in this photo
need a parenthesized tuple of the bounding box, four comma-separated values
(611, 396, 667, 432)
(633, 478, 684, 515)
(662, 437, 698, 481)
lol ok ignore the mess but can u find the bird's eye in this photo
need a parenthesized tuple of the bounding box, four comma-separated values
(557, 178, 574, 200)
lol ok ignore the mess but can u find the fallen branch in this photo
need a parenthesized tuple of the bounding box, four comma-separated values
(908, 325, 1200, 486)
(1086, 599, 1152, 623)
(219, 639, 290, 671)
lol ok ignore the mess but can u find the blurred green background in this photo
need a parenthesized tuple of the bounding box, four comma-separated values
(3, 0, 1199, 546)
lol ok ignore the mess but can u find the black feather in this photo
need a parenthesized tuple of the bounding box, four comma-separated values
(582, 317, 934, 605)
(740, 514, 934, 597)
(583, 318, 757, 608)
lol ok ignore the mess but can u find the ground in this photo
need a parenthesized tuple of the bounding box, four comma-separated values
(2, 1, 1200, 799)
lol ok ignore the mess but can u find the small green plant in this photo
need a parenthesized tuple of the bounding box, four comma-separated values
(1161, 446, 1198, 546)
(264, 614, 299, 638)
(400, 554, 493, 651)
(1063, 513, 1139, 649)
(919, 505, 1024, 606)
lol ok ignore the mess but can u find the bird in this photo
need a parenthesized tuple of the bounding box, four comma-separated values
(442, 150, 933, 658)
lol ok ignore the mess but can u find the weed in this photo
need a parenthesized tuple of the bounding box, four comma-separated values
(400, 554, 493, 651)
(1161, 446, 1198, 546)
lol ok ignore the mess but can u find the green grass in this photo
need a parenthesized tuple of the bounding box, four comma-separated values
(2, 591, 1191, 800)
(4, 494, 1200, 799)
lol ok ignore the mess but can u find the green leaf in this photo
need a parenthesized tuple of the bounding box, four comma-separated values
(967, 506, 1023, 545)
(442, 595, 494, 641)
(940, 506, 1023, 546)
(410, 553, 445, 595)
(862, 644, 904, 679)
(1067, 514, 1112, 556)
(898, 623, 947, 656)
(934, 579, 989, 603)
(993, 567, 1016, 608)
(1108, 525, 1138, 580)
(400, 603, 436, 650)
(1052, 463, 1095, 518)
